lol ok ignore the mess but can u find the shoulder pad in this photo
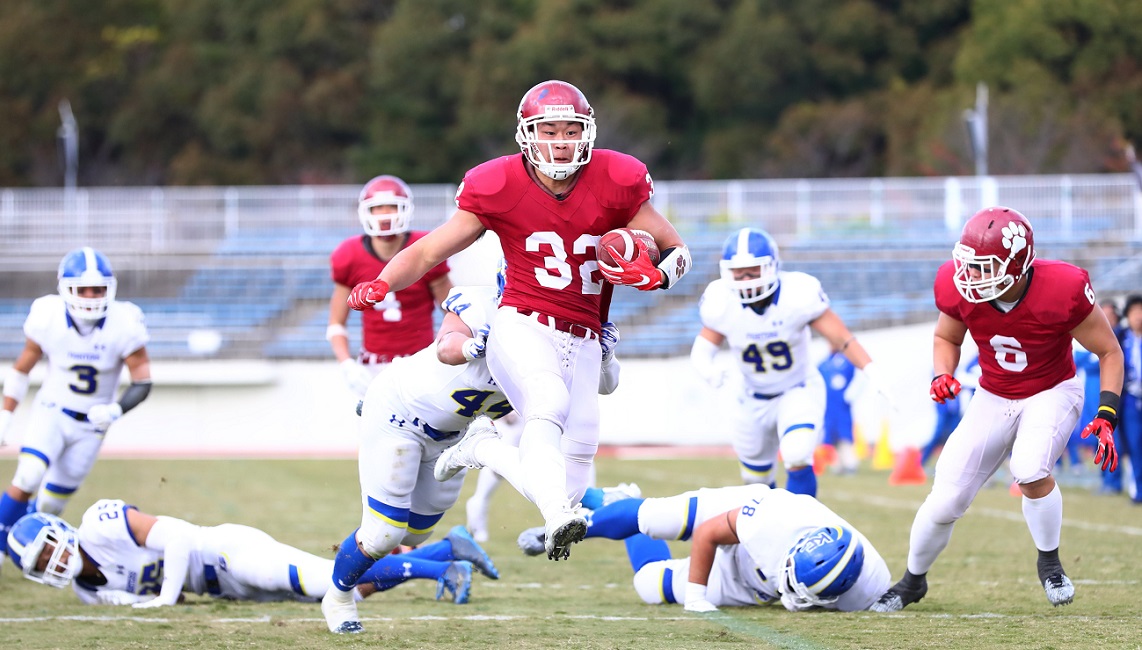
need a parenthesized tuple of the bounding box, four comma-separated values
(456, 156, 526, 215)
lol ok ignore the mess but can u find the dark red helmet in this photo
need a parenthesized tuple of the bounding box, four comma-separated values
(515, 80, 596, 180)
(952, 206, 1036, 303)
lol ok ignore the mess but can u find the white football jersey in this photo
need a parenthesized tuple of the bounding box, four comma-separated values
(732, 488, 891, 611)
(24, 295, 149, 412)
(699, 272, 829, 395)
(386, 286, 510, 433)
(73, 499, 202, 604)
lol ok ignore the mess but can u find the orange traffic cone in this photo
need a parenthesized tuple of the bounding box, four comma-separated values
(814, 444, 838, 475)
(888, 447, 927, 485)
(1008, 481, 1023, 497)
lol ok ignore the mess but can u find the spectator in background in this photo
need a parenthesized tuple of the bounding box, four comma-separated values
(328, 175, 453, 397)
(1097, 297, 1130, 495)
(691, 227, 893, 497)
(0, 248, 151, 558)
(1118, 295, 1142, 503)
(818, 344, 858, 475)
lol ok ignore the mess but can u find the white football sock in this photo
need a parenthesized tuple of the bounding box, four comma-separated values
(1022, 483, 1062, 552)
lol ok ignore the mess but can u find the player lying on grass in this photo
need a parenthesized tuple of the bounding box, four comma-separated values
(518, 484, 890, 612)
(7, 499, 498, 606)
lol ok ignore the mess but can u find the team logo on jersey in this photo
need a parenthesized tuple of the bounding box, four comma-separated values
(1001, 221, 1027, 258)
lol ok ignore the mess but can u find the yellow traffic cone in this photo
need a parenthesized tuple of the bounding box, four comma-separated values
(871, 421, 895, 471)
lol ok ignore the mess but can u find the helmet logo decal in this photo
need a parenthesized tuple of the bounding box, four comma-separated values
(1001, 221, 1027, 259)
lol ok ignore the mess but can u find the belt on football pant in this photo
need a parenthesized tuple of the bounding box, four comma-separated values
(409, 417, 460, 441)
(357, 351, 402, 365)
(751, 382, 804, 401)
(203, 564, 223, 596)
(61, 408, 88, 421)
(514, 308, 599, 340)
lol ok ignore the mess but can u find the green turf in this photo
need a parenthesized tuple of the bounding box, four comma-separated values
(0, 456, 1139, 649)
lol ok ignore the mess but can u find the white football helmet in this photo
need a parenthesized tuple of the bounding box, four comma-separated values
(515, 80, 596, 181)
(7, 512, 83, 588)
(57, 247, 117, 321)
(357, 175, 413, 237)
(719, 228, 780, 304)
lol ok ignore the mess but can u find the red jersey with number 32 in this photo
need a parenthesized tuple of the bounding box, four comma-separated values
(934, 259, 1094, 399)
(330, 232, 449, 357)
(457, 151, 652, 330)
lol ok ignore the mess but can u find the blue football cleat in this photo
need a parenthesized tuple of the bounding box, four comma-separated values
(436, 561, 473, 604)
(446, 525, 499, 580)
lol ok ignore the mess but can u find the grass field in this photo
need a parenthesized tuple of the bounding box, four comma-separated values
(0, 455, 1139, 650)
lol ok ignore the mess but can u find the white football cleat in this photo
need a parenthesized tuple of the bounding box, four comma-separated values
(466, 495, 490, 543)
(602, 482, 642, 506)
(435, 416, 499, 482)
(321, 587, 362, 634)
(517, 526, 547, 557)
(544, 509, 587, 561)
(1043, 573, 1074, 606)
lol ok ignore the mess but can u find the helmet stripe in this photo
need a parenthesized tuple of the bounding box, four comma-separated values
(807, 527, 858, 595)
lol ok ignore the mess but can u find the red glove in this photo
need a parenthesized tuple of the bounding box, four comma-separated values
(598, 241, 662, 291)
(347, 280, 390, 311)
(929, 373, 961, 404)
(1081, 416, 1119, 472)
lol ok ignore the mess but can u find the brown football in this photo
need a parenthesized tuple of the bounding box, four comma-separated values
(597, 228, 660, 269)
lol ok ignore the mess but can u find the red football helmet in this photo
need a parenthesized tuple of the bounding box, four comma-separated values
(952, 206, 1036, 303)
(357, 175, 413, 237)
(515, 80, 596, 181)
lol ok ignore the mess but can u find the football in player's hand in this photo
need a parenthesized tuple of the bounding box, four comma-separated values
(597, 228, 660, 268)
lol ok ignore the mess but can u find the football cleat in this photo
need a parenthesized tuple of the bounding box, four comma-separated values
(544, 509, 587, 561)
(434, 416, 499, 482)
(1042, 572, 1074, 606)
(580, 482, 642, 511)
(321, 587, 362, 634)
(436, 561, 473, 604)
(465, 495, 490, 543)
(869, 575, 928, 613)
(446, 525, 499, 580)
(517, 526, 547, 557)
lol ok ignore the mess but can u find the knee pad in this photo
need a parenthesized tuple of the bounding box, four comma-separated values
(12, 453, 48, 494)
(358, 511, 408, 558)
(632, 561, 673, 605)
(637, 493, 695, 540)
(521, 376, 571, 425)
(1008, 455, 1050, 485)
(922, 484, 974, 525)
(780, 426, 818, 468)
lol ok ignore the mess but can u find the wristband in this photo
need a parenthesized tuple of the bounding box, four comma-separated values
(1097, 390, 1120, 431)
(325, 323, 350, 341)
(3, 368, 30, 403)
(657, 246, 692, 290)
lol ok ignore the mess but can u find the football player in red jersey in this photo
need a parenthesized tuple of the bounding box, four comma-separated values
(344, 80, 690, 567)
(328, 175, 453, 397)
(872, 207, 1124, 613)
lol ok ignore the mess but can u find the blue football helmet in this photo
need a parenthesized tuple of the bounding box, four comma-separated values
(779, 525, 864, 609)
(57, 247, 117, 320)
(719, 228, 779, 304)
(7, 512, 83, 588)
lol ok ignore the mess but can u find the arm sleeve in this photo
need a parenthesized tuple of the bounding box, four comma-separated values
(598, 356, 621, 395)
(690, 335, 721, 385)
(142, 516, 199, 606)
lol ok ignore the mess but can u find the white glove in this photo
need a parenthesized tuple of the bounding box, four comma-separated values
(705, 369, 728, 389)
(461, 324, 491, 362)
(0, 409, 12, 446)
(339, 359, 373, 397)
(862, 362, 897, 410)
(87, 403, 123, 431)
(600, 321, 620, 362)
(132, 595, 176, 609)
(684, 582, 719, 613)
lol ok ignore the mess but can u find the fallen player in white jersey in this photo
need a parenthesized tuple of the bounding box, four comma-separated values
(6, 499, 497, 607)
(518, 484, 890, 612)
